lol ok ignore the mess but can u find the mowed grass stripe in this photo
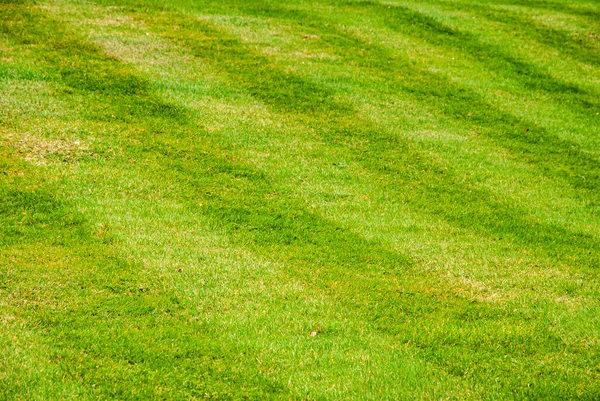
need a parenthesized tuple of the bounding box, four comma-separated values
(211, 0, 600, 189)
(175, 1, 598, 238)
(1, 4, 477, 399)
(44, 0, 600, 394)
(125, 8, 600, 270)
(0, 5, 307, 400)
(489, 0, 600, 22)
(61, 0, 600, 346)
(101, 0, 600, 215)
(0, 21, 300, 396)
(456, 1, 600, 68)
(0, 168, 299, 399)
(1, 0, 599, 399)
(49, 0, 596, 294)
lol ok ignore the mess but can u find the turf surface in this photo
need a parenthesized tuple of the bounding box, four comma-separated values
(1, 0, 599, 399)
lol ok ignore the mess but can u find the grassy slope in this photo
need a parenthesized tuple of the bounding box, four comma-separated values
(0, 0, 599, 399)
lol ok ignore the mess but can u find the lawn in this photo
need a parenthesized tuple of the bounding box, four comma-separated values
(0, 0, 599, 399)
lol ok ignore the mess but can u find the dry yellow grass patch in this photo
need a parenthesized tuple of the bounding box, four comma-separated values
(10, 134, 91, 165)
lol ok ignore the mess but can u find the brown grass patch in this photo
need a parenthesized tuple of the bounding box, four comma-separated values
(10, 134, 92, 165)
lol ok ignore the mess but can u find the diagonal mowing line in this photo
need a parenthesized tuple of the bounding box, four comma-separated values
(9, 1, 600, 396)
(132, 9, 600, 270)
(219, 0, 600, 188)
(0, 3, 487, 397)
(49, 4, 600, 391)
(439, 0, 600, 67)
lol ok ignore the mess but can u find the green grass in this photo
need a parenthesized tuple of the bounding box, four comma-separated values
(1, 0, 599, 399)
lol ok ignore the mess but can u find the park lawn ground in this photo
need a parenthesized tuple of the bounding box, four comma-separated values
(1, 0, 599, 398)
